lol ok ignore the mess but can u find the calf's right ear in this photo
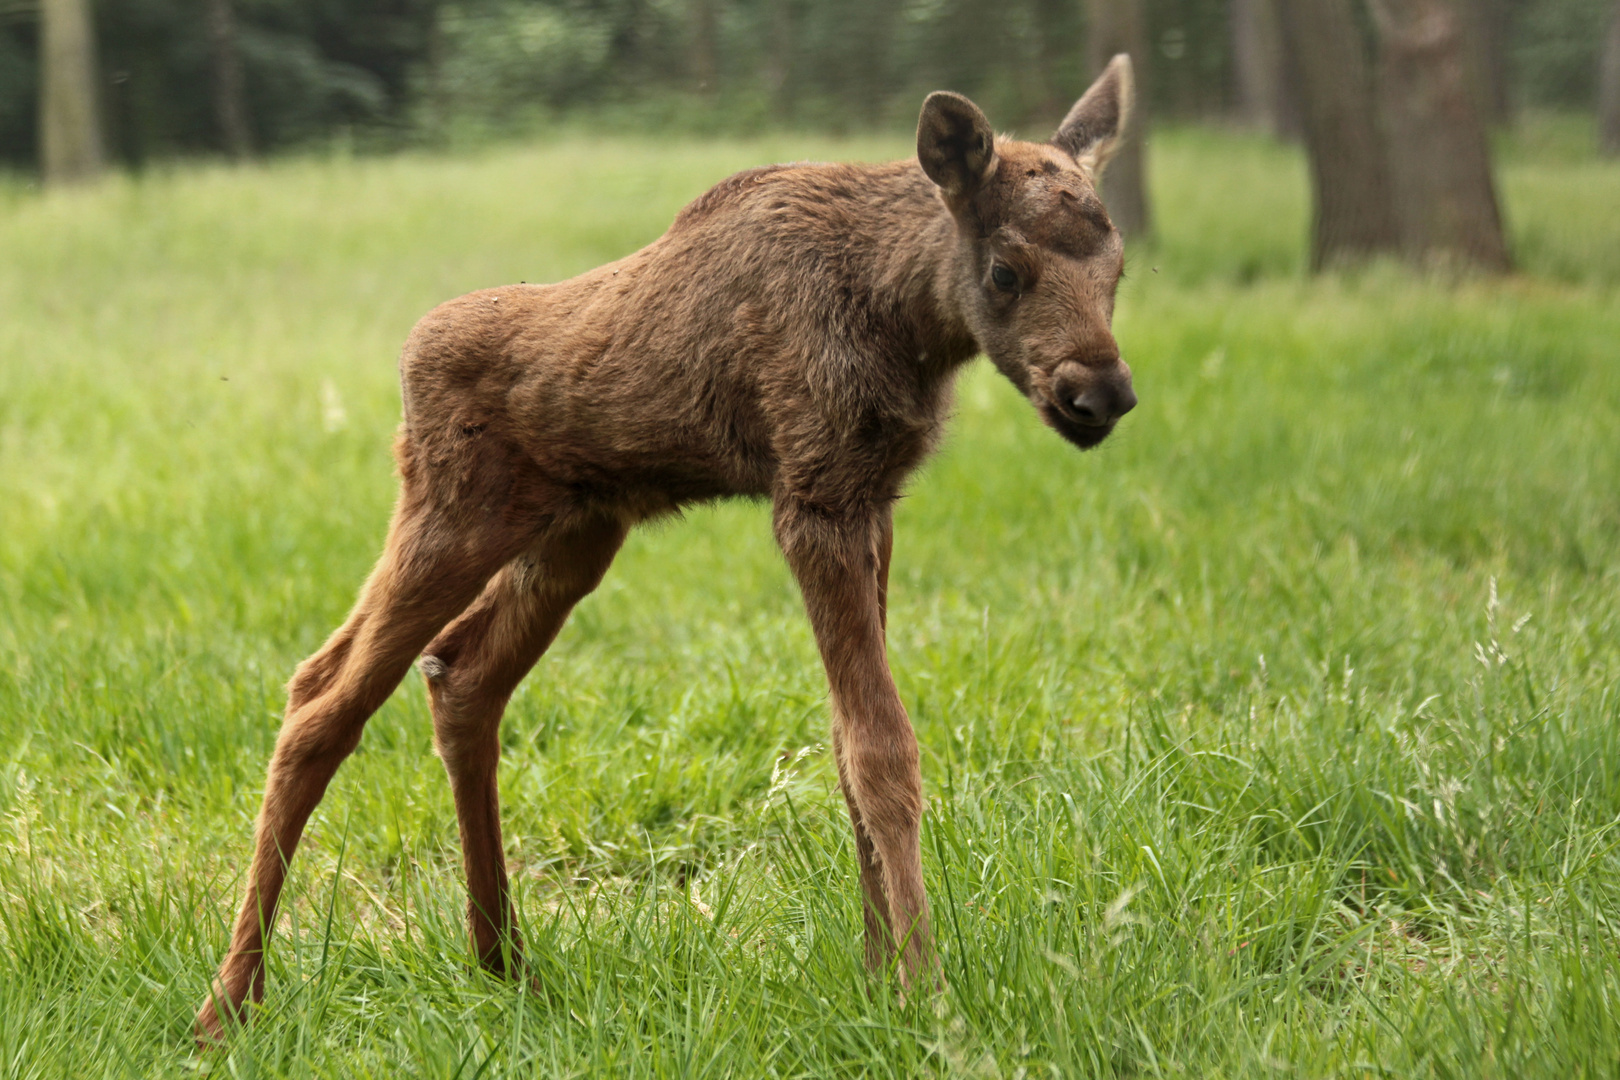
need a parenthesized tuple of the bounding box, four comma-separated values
(1052, 53, 1134, 178)
(917, 91, 998, 198)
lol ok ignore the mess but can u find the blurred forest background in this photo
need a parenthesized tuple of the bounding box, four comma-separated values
(6, 0, 1619, 174)
(5, 3, 1620, 1074)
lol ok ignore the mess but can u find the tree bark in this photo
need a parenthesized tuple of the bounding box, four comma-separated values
(1456, 0, 1510, 124)
(1031, 0, 1073, 122)
(1231, 0, 1299, 138)
(1276, 0, 1399, 268)
(1600, 0, 1620, 156)
(39, 0, 104, 184)
(207, 0, 252, 158)
(1085, 0, 1151, 238)
(1370, 0, 1511, 271)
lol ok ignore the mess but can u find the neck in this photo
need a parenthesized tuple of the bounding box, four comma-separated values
(865, 163, 980, 370)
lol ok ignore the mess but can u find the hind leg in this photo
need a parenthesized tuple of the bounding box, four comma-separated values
(195, 495, 532, 1042)
(419, 513, 628, 974)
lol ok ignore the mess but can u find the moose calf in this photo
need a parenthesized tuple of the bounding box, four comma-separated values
(198, 56, 1138, 1040)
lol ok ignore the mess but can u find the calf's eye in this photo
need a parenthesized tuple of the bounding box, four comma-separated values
(990, 264, 1018, 293)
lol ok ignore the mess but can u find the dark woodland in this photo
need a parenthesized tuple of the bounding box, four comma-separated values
(2, 0, 1617, 167)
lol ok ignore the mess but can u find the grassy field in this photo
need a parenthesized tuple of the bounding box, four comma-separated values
(2, 124, 1619, 1077)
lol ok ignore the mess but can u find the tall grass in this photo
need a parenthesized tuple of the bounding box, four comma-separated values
(1, 125, 1618, 1076)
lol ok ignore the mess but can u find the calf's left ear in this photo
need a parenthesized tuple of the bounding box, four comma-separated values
(918, 91, 998, 198)
(1052, 53, 1134, 178)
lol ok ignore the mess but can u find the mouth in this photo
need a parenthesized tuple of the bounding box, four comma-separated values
(1038, 398, 1115, 450)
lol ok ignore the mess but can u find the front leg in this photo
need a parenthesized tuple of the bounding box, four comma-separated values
(774, 497, 935, 986)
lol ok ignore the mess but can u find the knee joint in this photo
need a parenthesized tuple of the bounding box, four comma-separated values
(274, 712, 364, 769)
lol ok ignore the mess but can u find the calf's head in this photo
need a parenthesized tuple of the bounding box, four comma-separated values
(918, 55, 1137, 450)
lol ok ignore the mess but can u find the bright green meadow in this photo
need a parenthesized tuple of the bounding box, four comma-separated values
(2, 125, 1619, 1077)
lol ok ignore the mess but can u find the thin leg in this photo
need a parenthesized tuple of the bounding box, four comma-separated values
(419, 514, 628, 973)
(838, 506, 895, 970)
(195, 498, 530, 1042)
(774, 498, 934, 986)
(833, 724, 896, 972)
(876, 508, 893, 635)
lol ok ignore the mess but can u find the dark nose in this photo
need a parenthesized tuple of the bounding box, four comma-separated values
(1057, 361, 1136, 427)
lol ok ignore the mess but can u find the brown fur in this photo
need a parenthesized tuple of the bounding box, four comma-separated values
(196, 56, 1138, 1041)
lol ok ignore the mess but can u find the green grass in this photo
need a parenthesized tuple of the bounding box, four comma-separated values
(2, 125, 1619, 1077)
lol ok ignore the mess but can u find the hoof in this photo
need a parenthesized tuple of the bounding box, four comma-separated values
(194, 998, 232, 1049)
(194, 976, 258, 1049)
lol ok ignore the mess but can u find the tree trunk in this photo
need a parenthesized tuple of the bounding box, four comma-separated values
(1030, 0, 1072, 122)
(1275, 0, 1399, 269)
(1085, 0, 1151, 238)
(38, 0, 104, 184)
(1231, 0, 1299, 138)
(690, 0, 719, 97)
(1456, 0, 1510, 124)
(1371, 0, 1511, 271)
(207, 0, 252, 158)
(1600, 0, 1620, 156)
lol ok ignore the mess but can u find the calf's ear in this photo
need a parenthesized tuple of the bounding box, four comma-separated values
(917, 91, 998, 197)
(1052, 53, 1134, 178)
